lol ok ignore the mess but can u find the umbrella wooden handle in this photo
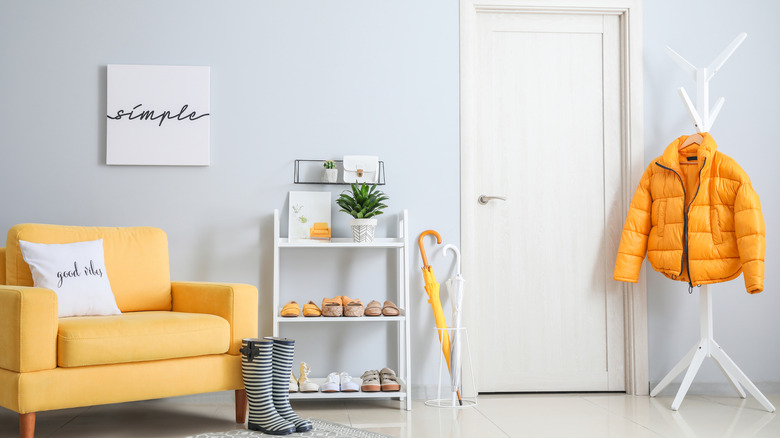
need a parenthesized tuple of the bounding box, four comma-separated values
(418, 230, 442, 268)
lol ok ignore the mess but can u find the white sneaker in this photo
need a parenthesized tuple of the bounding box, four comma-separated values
(340, 372, 359, 392)
(321, 372, 340, 392)
(298, 362, 319, 392)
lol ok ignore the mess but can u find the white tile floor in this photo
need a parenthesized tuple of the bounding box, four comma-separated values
(1, 391, 779, 437)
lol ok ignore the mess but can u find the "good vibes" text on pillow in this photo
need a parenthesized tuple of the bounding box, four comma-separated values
(57, 260, 104, 288)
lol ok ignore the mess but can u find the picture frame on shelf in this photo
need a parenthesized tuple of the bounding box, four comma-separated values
(288, 191, 331, 243)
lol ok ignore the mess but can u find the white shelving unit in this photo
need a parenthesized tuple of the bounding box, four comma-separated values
(272, 209, 411, 411)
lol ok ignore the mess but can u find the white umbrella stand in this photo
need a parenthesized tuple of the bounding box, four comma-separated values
(425, 244, 477, 408)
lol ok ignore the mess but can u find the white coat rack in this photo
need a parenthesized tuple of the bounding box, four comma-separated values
(650, 33, 776, 413)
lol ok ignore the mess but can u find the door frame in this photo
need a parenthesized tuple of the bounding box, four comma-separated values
(460, 0, 647, 395)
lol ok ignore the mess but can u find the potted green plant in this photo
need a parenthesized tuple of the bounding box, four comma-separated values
(321, 160, 338, 183)
(336, 183, 389, 243)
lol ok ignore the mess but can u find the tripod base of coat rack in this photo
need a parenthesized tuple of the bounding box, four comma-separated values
(650, 287, 775, 412)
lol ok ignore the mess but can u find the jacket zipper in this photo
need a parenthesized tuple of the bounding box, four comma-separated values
(654, 157, 707, 288)
(655, 162, 686, 278)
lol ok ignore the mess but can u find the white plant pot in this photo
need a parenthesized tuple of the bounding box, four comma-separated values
(321, 168, 338, 183)
(350, 218, 377, 243)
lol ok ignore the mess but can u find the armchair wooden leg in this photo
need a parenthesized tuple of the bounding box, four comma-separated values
(20, 412, 35, 438)
(235, 389, 247, 424)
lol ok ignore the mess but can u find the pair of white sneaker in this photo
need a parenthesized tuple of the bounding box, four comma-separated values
(321, 371, 360, 392)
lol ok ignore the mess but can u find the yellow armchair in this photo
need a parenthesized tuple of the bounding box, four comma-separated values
(0, 224, 258, 438)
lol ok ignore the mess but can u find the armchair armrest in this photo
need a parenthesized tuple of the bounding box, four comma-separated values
(1, 247, 6, 284)
(171, 282, 258, 355)
(0, 286, 58, 372)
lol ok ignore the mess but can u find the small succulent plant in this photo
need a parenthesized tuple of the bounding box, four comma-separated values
(336, 183, 389, 219)
(323, 160, 336, 169)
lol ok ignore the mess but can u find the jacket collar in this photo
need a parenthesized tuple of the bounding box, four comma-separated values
(657, 132, 717, 173)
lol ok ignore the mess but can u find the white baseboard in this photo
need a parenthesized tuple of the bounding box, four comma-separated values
(161, 382, 780, 404)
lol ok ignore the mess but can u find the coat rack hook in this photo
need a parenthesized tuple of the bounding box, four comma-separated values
(665, 33, 747, 132)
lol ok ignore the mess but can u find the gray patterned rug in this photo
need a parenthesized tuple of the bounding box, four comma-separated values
(186, 418, 393, 438)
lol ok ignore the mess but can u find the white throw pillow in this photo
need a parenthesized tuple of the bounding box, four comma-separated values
(19, 239, 122, 318)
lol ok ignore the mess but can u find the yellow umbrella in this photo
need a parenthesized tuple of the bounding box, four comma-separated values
(418, 230, 452, 374)
(423, 267, 452, 371)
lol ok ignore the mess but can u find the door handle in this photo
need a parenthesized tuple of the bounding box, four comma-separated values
(478, 195, 507, 205)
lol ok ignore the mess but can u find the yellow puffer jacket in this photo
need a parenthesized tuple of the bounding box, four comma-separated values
(614, 133, 765, 294)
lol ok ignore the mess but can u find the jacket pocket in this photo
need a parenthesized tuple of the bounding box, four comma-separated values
(711, 208, 722, 245)
(657, 199, 667, 238)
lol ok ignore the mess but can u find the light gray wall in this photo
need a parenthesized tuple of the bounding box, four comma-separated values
(3, 0, 778, 398)
(0, 1, 459, 397)
(643, 0, 780, 391)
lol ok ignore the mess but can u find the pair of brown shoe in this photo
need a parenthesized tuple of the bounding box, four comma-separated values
(322, 296, 364, 317)
(364, 300, 400, 317)
(359, 368, 401, 392)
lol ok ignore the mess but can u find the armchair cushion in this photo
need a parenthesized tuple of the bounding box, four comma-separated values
(19, 239, 121, 318)
(6, 224, 172, 312)
(172, 282, 258, 355)
(0, 247, 5, 284)
(57, 311, 230, 367)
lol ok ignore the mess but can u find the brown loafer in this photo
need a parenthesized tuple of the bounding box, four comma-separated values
(382, 300, 400, 316)
(364, 300, 382, 316)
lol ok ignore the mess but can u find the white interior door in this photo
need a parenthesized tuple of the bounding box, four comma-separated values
(461, 5, 629, 392)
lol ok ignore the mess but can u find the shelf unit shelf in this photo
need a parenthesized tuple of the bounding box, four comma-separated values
(278, 311, 406, 323)
(288, 377, 407, 401)
(293, 159, 386, 185)
(272, 209, 411, 411)
(277, 237, 404, 248)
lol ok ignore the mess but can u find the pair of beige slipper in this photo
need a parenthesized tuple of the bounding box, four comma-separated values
(322, 296, 365, 317)
(359, 368, 401, 392)
(364, 300, 400, 317)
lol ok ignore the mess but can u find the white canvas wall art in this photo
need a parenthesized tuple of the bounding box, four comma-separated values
(288, 192, 332, 243)
(106, 64, 210, 166)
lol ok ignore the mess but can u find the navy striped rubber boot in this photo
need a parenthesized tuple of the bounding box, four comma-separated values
(266, 337, 313, 433)
(240, 338, 296, 435)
